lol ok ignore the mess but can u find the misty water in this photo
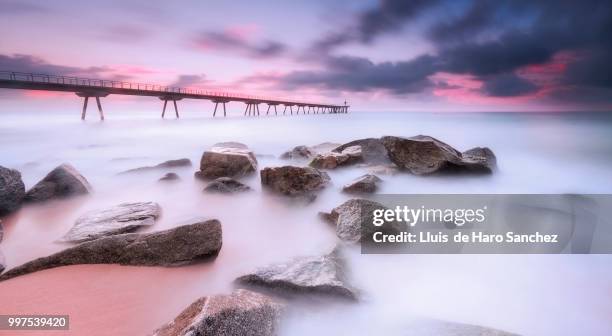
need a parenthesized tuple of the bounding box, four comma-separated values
(1, 111, 612, 335)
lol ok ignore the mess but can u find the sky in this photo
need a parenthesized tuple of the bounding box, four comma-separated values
(1, 0, 611, 112)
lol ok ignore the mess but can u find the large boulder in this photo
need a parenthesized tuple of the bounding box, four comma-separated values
(119, 158, 192, 174)
(0, 218, 222, 282)
(24, 164, 92, 203)
(0, 166, 25, 215)
(342, 174, 382, 194)
(309, 145, 362, 169)
(321, 199, 406, 243)
(196, 142, 257, 179)
(204, 177, 251, 193)
(381, 135, 495, 174)
(260, 166, 330, 197)
(61, 202, 162, 243)
(236, 248, 357, 300)
(333, 138, 390, 164)
(152, 289, 283, 336)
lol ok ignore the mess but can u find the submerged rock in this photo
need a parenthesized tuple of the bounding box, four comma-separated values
(364, 164, 399, 176)
(260, 166, 330, 197)
(204, 177, 251, 193)
(0, 166, 26, 215)
(342, 174, 382, 194)
(280, 145, 314, 160)
(0, 218, 222, 281)
(463, 147, 498, 171)
(236, 248, 357, 300)
(309, 145, 362, 169)
(158, 172, 180, 182)
(24, 164, 92, 203)
(381, 135, 495, 174)
(0, 250, 4, 274)
(61, 202, 162, 243)
(119, 158, 192, 174)
(333, 138, 390, 164)
(196, 142, 257, 179)
(152, 289, 283, 336)
(322, 199, 406, 243)
(405, 318, 519, 336)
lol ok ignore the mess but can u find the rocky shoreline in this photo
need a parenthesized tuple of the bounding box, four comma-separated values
(0, 135, 514, 335)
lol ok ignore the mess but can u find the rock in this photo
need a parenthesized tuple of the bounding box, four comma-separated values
(196, 142, 257, 179)
(0, 166, 25, 215)
(0, 218, 222, 281)
(309, 145, 363, 169)
(24, 164, 92, 203)
(0, 219, 4, 243)
(61, 202, 162, 243)
(158, 173, 180, 182)
(381, 135, 495, 174)
(236, 248, 357, 300)
(333, 138, 390, 164)
(310, 142, 342, 154)
(463, 147, 498, 171)
(280, 145, 314, 160)
(204, 177, 251, 193)
(323, 199, 406, 243)
(0, 250, 5, 274)
(119, 158, 192, 174)
(260, 166, 330, 197)
(152, 289, 283, 336)
(364, 164, 399, 176)
(342, 174, 382, 194)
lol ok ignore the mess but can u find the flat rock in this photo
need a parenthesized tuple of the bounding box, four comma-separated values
(152, 289, 283, 336)
(204, 177, 251, 193)
(196, 142, 257, 179)
(61, 202, 162, 243)
(236, 248, 357, 300)
(119, 159, 192, 174)
(260, 166, 330, 197)
(342, 174, 382, 194)
(0, 218, 222, 282)
(24, 164, 92, 203)
(309, 145, 363, 169)
(0, 166, 25, 215)
(158, 172, 180, 182)
(323, 199, 406, 243)
(381, 135, 495, 175)
(333, 138, 390, 164)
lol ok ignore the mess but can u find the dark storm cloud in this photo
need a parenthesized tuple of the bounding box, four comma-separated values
(171, 74, 209, 88)
(481, 73, 539, 97)
(0, 1, 47, 15)
(193, 31, 287, 58)
(278, 55, 437, 94)
(294, 0, 612, 102)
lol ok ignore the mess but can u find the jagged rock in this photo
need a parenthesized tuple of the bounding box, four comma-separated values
(463, 147, 498, 171)
(0, 166, 25, 215)
(405, 318, 520, 336)
(236, 248, 357, 300)
(260, 166, 330, 197)
(152, 289, 283, 336)
(195, 142, 257, 179)
(61, 202, 162, 243)
(158, 172, 180, 182)
(280, 145, 314, 160)
(0, 218, 222, 281)
(309, 145, 363, 169)
(322, 199, 406, 243)
(333, 138, 390, 164)
(204, 177, 251, 193)
(342, 174, 382, 194)
(381, 135, 495, 174)
(119, 159, 192, 174)
(24, 164, 92, 202)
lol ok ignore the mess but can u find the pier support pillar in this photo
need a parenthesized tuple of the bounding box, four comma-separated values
(77, 92, 108, 121)
(212, 100, 228, 117)
(159, 96, 181, 119)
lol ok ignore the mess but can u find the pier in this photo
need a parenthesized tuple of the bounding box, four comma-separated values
(0, 71, 349, 120)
